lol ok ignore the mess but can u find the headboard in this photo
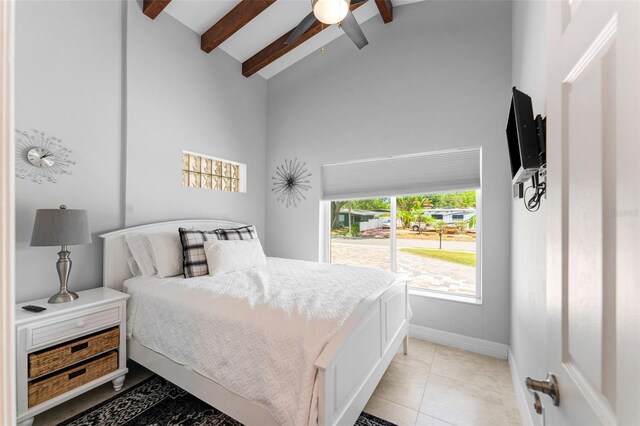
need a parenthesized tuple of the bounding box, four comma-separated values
(99, 219, 247, 291)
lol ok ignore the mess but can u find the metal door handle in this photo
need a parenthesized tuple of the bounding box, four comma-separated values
(525, 373, 560, 414)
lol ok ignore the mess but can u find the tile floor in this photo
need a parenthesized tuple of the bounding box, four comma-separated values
(34, 339, 521, 426)
(366, 339, 521, 426)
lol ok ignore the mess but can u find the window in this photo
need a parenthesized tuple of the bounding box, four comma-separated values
(322, 148, 481, 300)
(328, 190, 479, 299)
(181, 151, 246, 193)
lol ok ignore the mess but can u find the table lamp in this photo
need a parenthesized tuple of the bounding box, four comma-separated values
(30, 205, 92, 304)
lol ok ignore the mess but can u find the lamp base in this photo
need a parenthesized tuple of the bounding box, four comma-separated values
(48, 289, 79, 304)
(48, 245, 78, 304)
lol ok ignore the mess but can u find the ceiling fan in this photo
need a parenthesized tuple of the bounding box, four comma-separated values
(285, 0, 369, 49)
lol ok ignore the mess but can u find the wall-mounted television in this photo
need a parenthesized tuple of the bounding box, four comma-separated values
(506, 87, 544, 185)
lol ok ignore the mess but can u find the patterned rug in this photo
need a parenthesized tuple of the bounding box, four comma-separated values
(58, 375, 396, 426)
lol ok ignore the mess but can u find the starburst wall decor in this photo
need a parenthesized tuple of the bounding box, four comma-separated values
(272, 158, 312, 208)
(15, 129, 76, 184)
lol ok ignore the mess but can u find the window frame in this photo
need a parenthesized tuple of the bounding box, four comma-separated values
(321, 190, 482, 304)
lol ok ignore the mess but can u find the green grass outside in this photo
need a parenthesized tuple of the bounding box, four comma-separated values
(400, 248, 476, 266)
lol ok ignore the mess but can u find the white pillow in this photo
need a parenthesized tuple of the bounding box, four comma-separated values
(124, 233, 156, 276)
(203, 239, 267, 277)
(123, 241, 142, 276)
(147, 232, 183, 278)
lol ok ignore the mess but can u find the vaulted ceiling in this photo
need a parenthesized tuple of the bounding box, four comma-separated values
(142, 0, 422, 79)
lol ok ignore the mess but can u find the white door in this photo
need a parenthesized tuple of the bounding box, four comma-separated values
(544, 0, 640, 425)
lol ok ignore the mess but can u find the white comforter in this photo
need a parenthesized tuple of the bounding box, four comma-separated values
(124, 257, 397, 426)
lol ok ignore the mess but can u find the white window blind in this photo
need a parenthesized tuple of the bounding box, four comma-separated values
(321, 147, 481, 200)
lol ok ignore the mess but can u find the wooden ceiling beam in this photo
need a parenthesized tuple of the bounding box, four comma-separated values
(201, 0, 277, 54)
(142, 0, 172, 20)
(375, 0, 393, 23)
(242, 1, 367, 78)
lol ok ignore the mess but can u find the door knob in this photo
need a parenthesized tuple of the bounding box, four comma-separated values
(531, 391, 543, 415)
(525, 373, 560, 414)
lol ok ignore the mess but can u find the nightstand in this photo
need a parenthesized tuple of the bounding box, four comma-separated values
(15, 287, 129, 426)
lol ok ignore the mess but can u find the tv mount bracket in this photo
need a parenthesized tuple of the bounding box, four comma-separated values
(515, 114, 547, 201)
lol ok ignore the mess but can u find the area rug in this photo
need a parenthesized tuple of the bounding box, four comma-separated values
(58, 375, 396, 426)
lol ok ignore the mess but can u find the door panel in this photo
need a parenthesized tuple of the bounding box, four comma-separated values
(566, 59, 605, 394)
(546, 1, 639, 425)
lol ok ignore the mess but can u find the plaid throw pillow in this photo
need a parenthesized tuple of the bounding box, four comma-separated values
(179, 228, 219, 278)
(215, 225, 258, 241)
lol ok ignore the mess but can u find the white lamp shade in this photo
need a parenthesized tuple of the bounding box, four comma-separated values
(313, 0, 350, 25)
(30, 208, 92, 247)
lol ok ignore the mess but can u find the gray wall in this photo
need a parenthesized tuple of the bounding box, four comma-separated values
(125, 1, 267, 228)
(265, 1, 513, 344)
(510, 1, 548, 423)
(15, 1, 267, 302)
(15, 1, 125, 302)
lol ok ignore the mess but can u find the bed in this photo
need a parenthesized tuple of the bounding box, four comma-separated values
(100, 219, 409, 426)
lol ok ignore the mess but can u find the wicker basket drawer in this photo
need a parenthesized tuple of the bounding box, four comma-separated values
(28, 351, 118, 408)
(28, 327, 119, 379)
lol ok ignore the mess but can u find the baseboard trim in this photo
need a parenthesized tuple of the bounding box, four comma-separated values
(408, 324, 509, 359)
(508, 348, 535, 426)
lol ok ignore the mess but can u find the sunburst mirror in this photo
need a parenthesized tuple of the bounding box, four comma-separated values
(15, 129, 76, 184)
(272, 158, 312, 208)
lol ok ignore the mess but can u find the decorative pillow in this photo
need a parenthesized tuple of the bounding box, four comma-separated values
(203, 239, 267, 277)
(214, 225, 258, 241)
(147, 232, 183, 278)
(179, 228, 219, 278)
(124, 233, 156, 276)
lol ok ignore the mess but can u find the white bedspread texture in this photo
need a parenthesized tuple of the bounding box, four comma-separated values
(124, 257, 396, 426)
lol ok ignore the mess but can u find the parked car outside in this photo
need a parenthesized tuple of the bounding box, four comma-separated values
(382, 218, 401, 229)
(410, 222, 430, 231)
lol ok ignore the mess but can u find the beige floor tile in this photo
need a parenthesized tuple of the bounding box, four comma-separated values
(430, 345, 511, 389)
(375, 379, 424, 411)
(500, 378, 519, 397)
(365, 395, 419, 426)
(33, 361, 154, 426)
(392, 338, 436, 372)
(420, 373, 508, 426)
(373, 362, 429, 410)
(415, 412, 454, 426)
(380, 360, 430, 384)
(501, 390, 522, 426)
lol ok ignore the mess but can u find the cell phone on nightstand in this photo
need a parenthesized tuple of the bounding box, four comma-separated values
(21, 305, 47, 313)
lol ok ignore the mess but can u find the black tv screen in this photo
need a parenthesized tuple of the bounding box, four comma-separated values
(506, 87, 541, 184)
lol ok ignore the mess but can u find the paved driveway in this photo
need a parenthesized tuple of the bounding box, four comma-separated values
(330, 241, 477, 297)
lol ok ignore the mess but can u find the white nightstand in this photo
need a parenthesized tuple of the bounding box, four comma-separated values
(15, 287, 129, 426)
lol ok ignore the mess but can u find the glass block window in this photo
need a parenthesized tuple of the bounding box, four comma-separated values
(182, 151, 245, 193)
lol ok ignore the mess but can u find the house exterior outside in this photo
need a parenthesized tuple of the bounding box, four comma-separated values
(426, 208, 476, 224)
(411, 208, 477, 231)
(336, 209, 388, 227)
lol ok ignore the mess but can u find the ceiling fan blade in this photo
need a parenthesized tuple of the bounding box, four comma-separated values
(339, 10, 369, 49)
(286, 12, 317, 45)
(350, 0, 369, 4)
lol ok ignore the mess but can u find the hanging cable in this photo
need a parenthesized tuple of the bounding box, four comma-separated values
(524, 181, 546, 212)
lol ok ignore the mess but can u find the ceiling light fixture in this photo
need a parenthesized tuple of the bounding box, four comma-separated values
(312, 0, 349, 25)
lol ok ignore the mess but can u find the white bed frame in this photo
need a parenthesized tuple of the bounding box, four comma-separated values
(100, 219, 409, 426)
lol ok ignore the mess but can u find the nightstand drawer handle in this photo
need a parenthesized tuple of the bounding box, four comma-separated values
(70, 342, 89, 353)
(68, 368, 86, 380)
(76, 319, 86, 328)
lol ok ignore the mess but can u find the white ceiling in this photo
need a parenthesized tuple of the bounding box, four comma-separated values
(164, 0, 423, 79)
